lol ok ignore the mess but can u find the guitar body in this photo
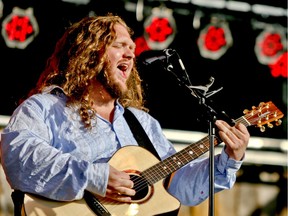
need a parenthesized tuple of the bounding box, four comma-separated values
(24, 195, 94, 216)
(24, 146, 181, 216)
(100, 146, 180, 215)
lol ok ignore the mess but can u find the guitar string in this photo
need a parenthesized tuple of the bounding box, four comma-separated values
(95, 104, 281, 211)
(128, 104, 273, 199)
(97, 136, 212, 209)
(119, 115, 250, 198)
(97, 113, 255, 209)
(129, 115, 250, 194)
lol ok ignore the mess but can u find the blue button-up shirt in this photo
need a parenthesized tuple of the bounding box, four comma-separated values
(0, 87, 243, 206)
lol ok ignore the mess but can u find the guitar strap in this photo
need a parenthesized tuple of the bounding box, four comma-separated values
(123, 108, 161, 160)
(11, 189, 26, 216)
(123, 108, 179, 216)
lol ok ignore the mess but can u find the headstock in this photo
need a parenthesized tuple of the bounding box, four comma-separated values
(243, 101, 284, 132)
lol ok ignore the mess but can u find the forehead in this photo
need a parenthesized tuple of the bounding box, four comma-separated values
(114, 24, 131, 38)
(113, 24, 135, 47)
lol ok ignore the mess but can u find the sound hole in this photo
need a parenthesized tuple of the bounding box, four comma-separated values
(129, 173, 152, 202)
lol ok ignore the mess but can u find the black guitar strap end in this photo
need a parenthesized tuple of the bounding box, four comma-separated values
(11, 190, 26, 216)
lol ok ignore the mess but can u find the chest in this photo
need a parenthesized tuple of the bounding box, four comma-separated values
(48, 115, 138, 163)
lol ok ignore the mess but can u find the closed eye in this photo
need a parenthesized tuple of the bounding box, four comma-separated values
(113, 42, 135, 53)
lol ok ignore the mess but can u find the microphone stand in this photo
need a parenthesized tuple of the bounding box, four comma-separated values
(180, 80, 218, 216)
(161, 49, 233, 216)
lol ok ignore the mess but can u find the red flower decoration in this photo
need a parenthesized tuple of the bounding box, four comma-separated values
(145, 17, 173, 42)
(204, 26, 227, 51)
(261, 33, 283, 57)
(134, 36, 150, 57)
(269, 52, 288, 78)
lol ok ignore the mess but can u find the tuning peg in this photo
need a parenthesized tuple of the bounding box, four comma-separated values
(275, 119, 282, 126)
(267, 122, 274, 128)
(243, 109, 249, 114)
(260, 125, 266, 132)
(243, 101, 284, 133)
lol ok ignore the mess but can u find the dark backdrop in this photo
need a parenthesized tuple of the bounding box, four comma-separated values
(0, 0, 286, 139)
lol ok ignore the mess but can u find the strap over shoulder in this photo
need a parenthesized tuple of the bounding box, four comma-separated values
(123, 108, 175, 192)
(123, 108, 161, 160)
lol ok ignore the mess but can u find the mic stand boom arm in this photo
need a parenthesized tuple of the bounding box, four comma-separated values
(164, 50, 233, 124)
(163, 50, 234, 216)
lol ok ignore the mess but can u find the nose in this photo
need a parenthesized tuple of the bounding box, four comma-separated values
(124, 47, 135, 60)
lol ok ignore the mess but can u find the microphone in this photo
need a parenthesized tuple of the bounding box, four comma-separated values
(142, 49, 176, 65)
(143, 55, 166, 65)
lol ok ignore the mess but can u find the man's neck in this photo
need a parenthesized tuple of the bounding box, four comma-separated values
(90, 82, 116, 122)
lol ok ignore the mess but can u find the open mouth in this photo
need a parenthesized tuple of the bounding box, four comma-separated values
(117, 63, 129, 77)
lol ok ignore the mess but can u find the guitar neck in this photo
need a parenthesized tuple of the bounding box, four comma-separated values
(142, 115, 250, 185)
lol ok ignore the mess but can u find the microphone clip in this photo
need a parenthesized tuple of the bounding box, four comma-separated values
(163, 49, 223, 100)
(187, 77, 223, 99)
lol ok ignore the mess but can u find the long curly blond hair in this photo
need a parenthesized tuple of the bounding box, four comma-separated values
(28, 14, 148, 129)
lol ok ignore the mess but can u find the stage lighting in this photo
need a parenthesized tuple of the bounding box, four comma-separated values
(1, 7, 39, 49)
(269, 52, 287, 78)
(143, 6, 177, 50)
(255, 24, 286, 66)
(134, 36, 150, 57)
(197, 15, 233, 60)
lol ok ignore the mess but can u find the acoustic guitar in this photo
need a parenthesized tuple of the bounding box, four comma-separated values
(23, 101, 284, 216)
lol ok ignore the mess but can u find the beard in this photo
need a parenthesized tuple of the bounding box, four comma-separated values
(96, 70, 128, 99)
